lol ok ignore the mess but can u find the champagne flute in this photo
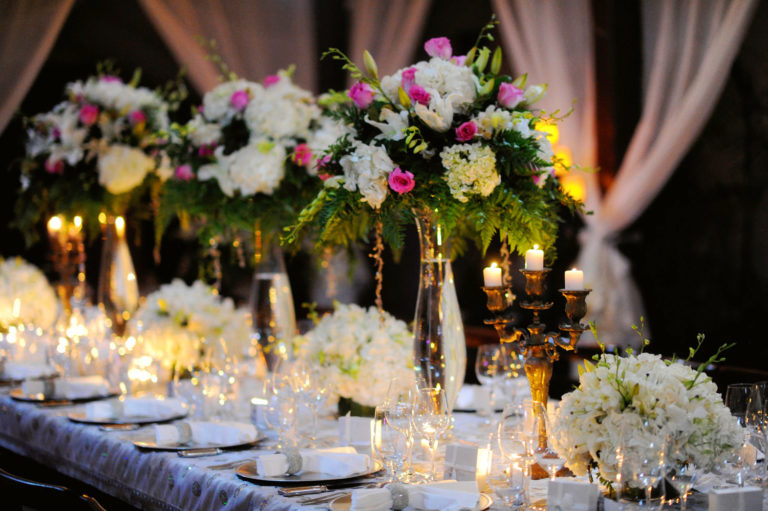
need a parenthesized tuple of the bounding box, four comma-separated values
(530, 402, 565, 481)
(412, 386, 451, 481)
(475, 344, 501, 421)
(373, 405, 407, 482)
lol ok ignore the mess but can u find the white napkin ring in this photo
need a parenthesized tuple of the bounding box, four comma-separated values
(175, 422, 192, 444)
(284, 448, 303, 475)
(387, 483, 409, 510)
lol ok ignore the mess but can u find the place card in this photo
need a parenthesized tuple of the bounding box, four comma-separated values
(709, 486, 763, 511)
(547, 479, 600, 511)
(338, 415, 373, 446)
(443, 444, 492, 492)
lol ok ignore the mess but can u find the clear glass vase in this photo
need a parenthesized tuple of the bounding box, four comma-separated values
(412, 208, 466, 411)
(249, 229, 296, 372)
(97, 215, 139, 337)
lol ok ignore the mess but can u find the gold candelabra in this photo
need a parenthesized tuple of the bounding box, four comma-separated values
(482, 268, 591, 453)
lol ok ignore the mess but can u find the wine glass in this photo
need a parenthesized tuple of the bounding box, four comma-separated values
(619, 424, 665, 508)
(497, 402, 535, 463)
(486, 453, 529, 510)
(665, 435, 698, 510)
(475, 344, 502, 421)
(412, 386, 451, 481)
(529, 402, 565, 481)
(384, 384, 416, 481)
(725, 383, 753, 426)
(290, 359, 328, 447)
(373, 404, 409, 482)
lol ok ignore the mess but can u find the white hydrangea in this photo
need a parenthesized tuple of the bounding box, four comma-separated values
(130, 279, 251, 367)
(0, 258, 58, 330)
(67, 78, 168, 125)
(97, 144, 155, 195)
(293, 303, 413, 407)
(338, 141, 394, 208)
(198, 141, 287, 197)
(440, 142, 500, 202)
(187, 114, 222, 147)
(306, 116, 354, 173)
(552, 352, 744, 482)
(244, 74, 318, 141)
(201, 79, 264, 124)
(472, 106, 533, 139)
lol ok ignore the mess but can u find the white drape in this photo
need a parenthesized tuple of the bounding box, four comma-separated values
(138, 0, 317, 93)
(347, 0, 433, 80)
(0, 0, 74, 134)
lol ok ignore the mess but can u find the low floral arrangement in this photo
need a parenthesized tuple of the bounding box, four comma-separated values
(293, 303, 413, 408)
(17, 66, 175, 242)
(286, 21, 581, 258)
(160, 68, 344, 250)
(130, 279, 251, 369)
(552, 333, 744, 487)
(0, 257, 59, 331)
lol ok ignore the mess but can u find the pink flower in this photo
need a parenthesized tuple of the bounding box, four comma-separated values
(451, 55, 467, 66)
(101, 75, 122, 83)
(44, 159, 64, 174)
(292, 143, 312, 167)
(497, 82, 524, 109)
(230, 89, 250, 111)
(198, 144, 217, 157)
(348, 82, 374, 109)
(174, 164, 194, 181)
(401, 67, 417, 90)
(128, 110, 146, 125)
(79, 104, 99, 126)
(455, 121, 477, 142)
(388, 167, 415, 194)
(408, 84, 431, 106)
(316, 155, 331, 170)
(51, 127, 61, 139)
(424, 37, 452, 59)
(318, 173, 332, 181)
(264, 75, 280, 87)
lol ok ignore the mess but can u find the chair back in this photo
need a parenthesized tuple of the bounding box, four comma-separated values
(0, 466, 107, 511)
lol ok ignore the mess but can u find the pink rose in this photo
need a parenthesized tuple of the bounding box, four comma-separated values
(401, 67, 417, 91)
(174, 164, 194, 181)
(455, 121, 477, 142)
(318, 172, 332, 181)
(292, 143, 312, 167)
(44, 159, 64, 174)
(498, 82, 524, 109)
(264, 75, 280, 87)
(451, 55, 467, 66)
(348, 82, 374, 109)
(198, 144, 217, 157)
(101, 75, 122, 83)
(79, 104, 99, 126)
(388, 167, 415, 194)
(408, 84, 430, 106)
(424, 37, 452, 59)
(129, 110, 146, 125)
(230, 89, 250, 111)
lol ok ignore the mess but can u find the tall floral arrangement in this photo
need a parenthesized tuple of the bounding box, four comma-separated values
(286, 22, 581, 258)
(159, 69, 342, 250)
(552, 337, 743, 485)
(17, 67, 174, 242)
(0, 257, 59, 331)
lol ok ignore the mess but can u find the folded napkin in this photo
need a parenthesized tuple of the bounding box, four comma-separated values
(1, 361, 56, 381)
(350, 481, 479, 511)
(256, 446, 371, 477)
(547, 479, 600, 511)
(22, 376, 110, 399)
(153, 421, 258, 446)
(85, 397, 186, 420)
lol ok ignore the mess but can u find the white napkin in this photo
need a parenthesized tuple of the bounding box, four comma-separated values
(85, 397, 186, 420)
(709, 486, 763, 511)
(23, 376, 110, 399)
(338, 415, 374, 446)
(255, 446, 370, 477)
(153, 421, 258, 446)
(547, 479, 600, 511)
(256, 453, 289, 477)
(2, 361, 56, 381)
(350, 488, 392, 511)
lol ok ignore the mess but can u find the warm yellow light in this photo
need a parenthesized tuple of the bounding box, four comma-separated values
(561, 174, 586, 202)
(533, 244, 539, 250)
(98, 212, 107, 224)
(553, 146, 573, 176)
(490, 262, 498, 269)
(47, 216, 63, 232)
(73, 216, 83, 229)
(535, 120, 559, 145)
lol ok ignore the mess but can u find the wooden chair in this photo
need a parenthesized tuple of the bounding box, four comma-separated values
(0, 466, 107, 511)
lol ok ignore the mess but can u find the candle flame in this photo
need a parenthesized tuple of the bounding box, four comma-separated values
(47, 216, 62, 232)
(490, 262, 498, 269)
(571, 267, 578, 271)
(115, 216, 125, 237)
(73, 215, 82, 228)
(533, 244, 539, 250)
(98, 212, 107, 224)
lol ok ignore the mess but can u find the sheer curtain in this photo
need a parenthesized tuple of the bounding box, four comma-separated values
(138, 0, 317, 93)
(0, 0, 74, 134)
(347, 0, 433, 79)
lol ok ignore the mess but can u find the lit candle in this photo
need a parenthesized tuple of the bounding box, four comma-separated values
(525, 244, 544, 271)
(564, 268, 584, 290)
(483, 262, 503, 287)
(47, 215, 63, 236)
(115, 216, 126, 238)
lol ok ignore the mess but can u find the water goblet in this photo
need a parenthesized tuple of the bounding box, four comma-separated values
(475, 344, 502, 421)
(412, 386, 451, 481)
(373, 404, 408, 482)
(528, 402, 565, 481)
(486, 455, 530, 510)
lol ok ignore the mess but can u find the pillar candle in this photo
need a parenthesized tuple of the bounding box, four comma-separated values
(483, 262, 503, 287)
(564, 268, 584, 290)
(525, 245, 544, 271)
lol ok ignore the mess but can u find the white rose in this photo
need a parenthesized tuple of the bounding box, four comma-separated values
(97, 144, 155, 194)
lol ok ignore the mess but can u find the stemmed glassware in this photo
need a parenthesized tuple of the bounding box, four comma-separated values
(383, 383, 416, 482)
(616, 420, 665, 509)
(373, 404, 408, 482)
(289, 359, 328, 447)
(529, 402, 566, 481)
(725, 382, 767, 485)
(412, 386, 451, 481)
(665, 436, 699, 511)
(475, 344, 502, 421)
(263, 367, 298, 449)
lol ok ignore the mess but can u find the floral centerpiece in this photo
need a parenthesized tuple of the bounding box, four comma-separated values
(293, 303, 412, 410)
(0, 257, 58, 330)
(552, 336, 744, 489)
(130, 279, 251, 371)
(17, 67, 173, 241)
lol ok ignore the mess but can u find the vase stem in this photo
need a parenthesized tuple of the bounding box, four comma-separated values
(97, 215, 139, 336)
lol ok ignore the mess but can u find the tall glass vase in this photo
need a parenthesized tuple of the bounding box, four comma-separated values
(412, 208, 466, 411)
(97, 215, 139, 337)
(249, 229, 297, 372)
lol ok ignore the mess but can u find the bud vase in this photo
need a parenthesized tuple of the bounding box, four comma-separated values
(97, 215, 139, 337)
(249, 229, 297, 371)
(412, 208, 466, 411)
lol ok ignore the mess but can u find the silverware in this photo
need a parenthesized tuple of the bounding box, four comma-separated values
(206, 459, 251, 470)
(99, 423, 140, 432)
(177, 447, 223, 458)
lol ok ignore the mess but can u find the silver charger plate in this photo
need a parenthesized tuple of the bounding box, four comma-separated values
(132, 431, 267, 452)
(0, 373, 58, 387)
(237, 460, 383, 485)
(329, 491, 492, 511)
(9, 387, 119, 405)
(67, 408, 188, 426)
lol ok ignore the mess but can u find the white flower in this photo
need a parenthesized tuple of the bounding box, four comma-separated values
(365, 109, 409, 141)
(97, 144, 155, 194)
(294, 304, 413, 407)
(0, 258, 58, 330)
(440, 142, 500, 202)
(202, 79, 263, 124)
(338, 141, 394, 208)
(306, 116, 354, 173)
(244, 75, 318, 141)
(198, 142, 287, 197)
(188, 114, 222, 147)
(472, 106, 533, 139)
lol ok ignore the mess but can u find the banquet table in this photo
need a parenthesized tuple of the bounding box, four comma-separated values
(0, 391, 752, 511)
